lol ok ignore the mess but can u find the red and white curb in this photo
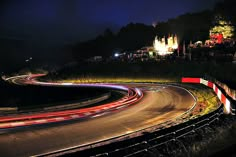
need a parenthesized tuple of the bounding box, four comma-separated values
(182, 77, 232, 114)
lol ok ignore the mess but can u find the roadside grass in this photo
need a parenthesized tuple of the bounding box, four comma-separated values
(46, 62, 236, 84)
(189, 87, 220, 116)
(188, 116, 236, 157)
(58, 77, 220, 116)
(58, 77, 178, 84)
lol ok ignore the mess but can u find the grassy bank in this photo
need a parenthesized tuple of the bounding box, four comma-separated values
(188, 86, 220, 116)
(190, 116, 236, 157)
(59, 77, 177, 83)
(47, 62, 236, 87)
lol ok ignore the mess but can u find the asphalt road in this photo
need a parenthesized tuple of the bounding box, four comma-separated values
(0, 84, 195, 157)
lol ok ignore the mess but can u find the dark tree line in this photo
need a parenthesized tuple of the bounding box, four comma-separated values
(72, 23, 156, 59)
(72, 0, 236, 60)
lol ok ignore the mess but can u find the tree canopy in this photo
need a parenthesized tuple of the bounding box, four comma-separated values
(72, 0, 235, 60)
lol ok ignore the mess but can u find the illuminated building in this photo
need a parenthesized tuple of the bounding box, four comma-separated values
(153, 34, 178, 55)
(209, 16, 234, 44)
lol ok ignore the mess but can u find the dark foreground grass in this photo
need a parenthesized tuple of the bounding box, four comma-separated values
(133, 116, 236, 157)
(183, 115, 236, 157)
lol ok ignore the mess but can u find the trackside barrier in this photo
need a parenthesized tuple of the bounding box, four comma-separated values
(205, 75, 236, 101)
(43, 92, 111, 111)
(3, 75, 227, 157)
(36, 105, 223, 157)
(208, 77, 236, 115)
(182, 77, 233, 115)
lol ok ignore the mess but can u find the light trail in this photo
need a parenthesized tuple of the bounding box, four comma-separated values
(0, 75, 196, 157)
(0, 74, 143, 128)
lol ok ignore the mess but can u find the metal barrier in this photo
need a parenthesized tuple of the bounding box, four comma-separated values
(69, 105, 223, 157)
(43, 92, 111, 111)
(95, 105, 223, 157)
(204, 75, 236, 101)
(3, 74, 230, 156)
(29, 76, 227, 157)
(204, 75, 236, 115)
(35, 82, 224, 157)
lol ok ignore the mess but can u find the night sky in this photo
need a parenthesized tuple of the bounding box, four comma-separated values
(0, 0, 221, 71)
(0, 0, 221, 43)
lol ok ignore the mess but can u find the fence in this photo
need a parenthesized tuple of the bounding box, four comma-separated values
(4, 74, 234, 156)
(94, 105, 223, 157)
(204, 75, 236, 101)
(36, 81, 225, 157)
(39, 105, 223, 157)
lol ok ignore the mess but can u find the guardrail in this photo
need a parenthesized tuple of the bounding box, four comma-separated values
(4, 74, 230, 156)
(43, 92, 111, 111)
(35, 82, 224, 157)
(0, 93, 111, 116)
(204, 75, 236, 101)
(38, 105, 223, 157)
(96, 105, 223, 157)
(204, 75, 236, 115)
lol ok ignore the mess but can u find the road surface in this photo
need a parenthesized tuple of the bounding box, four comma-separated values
(0, 75, 195, 157)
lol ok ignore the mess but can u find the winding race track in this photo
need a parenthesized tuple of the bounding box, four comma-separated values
(0, 74, 196, 157)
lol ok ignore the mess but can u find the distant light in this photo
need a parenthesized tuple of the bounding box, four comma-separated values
(25, 57, 33, 62)
(152, 21, 157, 27)
(114, 53, 119, 57)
